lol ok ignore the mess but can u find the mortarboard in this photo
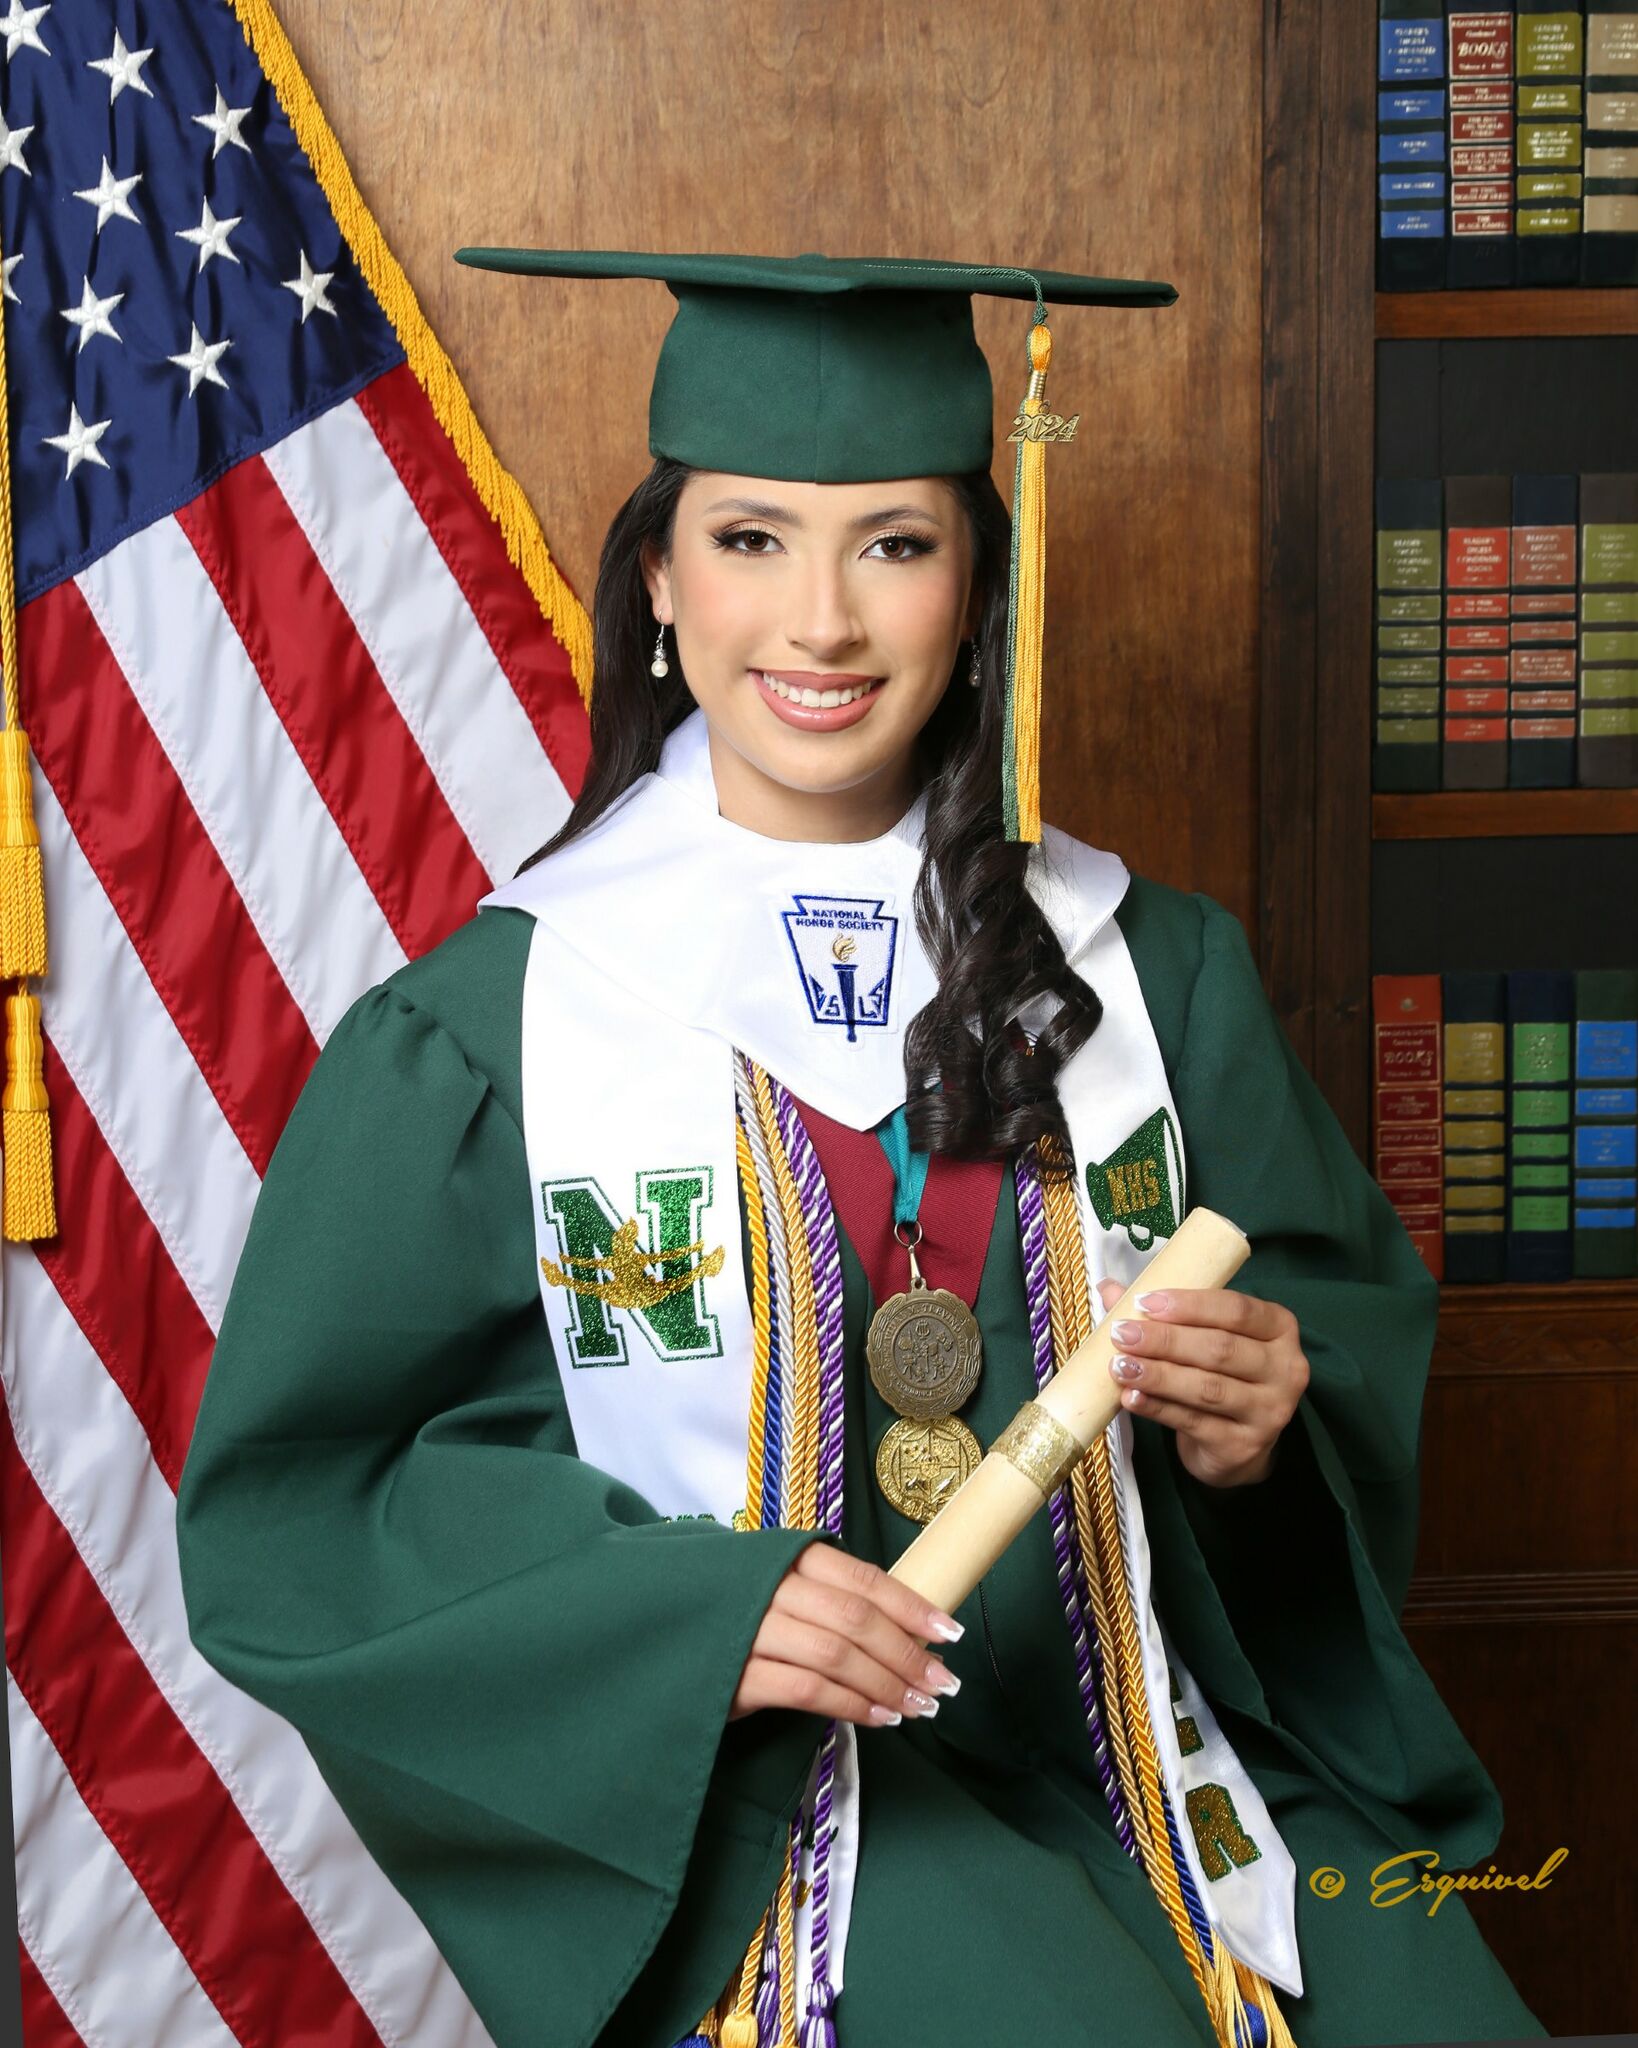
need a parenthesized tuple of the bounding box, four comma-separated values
(450, 249, 1179, 841)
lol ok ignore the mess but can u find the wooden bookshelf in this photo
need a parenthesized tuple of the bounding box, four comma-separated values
(1264, 16, 1636, 2031)
(1372, 788, 1638, 840)
(1377, 288, 1638, 339)
(1434, 1272, 1638, 1381)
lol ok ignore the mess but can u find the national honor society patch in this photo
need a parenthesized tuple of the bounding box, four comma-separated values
(781, 894, 898, 1040)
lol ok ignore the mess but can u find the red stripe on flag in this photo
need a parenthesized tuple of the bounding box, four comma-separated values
(16, 1939, 84, 2048)
(355, 364, 592, 799)
(177, 457, 493, 960)
(18, 583, 321, 1179)
(31, 1035, 217, 1486)
(0, 1414, 387, 2048)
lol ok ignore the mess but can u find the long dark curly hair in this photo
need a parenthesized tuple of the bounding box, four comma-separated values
(519, 459, 1102, 1174)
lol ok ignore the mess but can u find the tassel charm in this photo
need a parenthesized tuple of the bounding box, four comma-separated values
(1002, 316, 1073, 844)
(4, 987, 56, 1240)
(799, 1976, 837, 2048)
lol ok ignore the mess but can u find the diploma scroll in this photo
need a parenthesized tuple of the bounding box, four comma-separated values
(887, 1205, 1251, 1613)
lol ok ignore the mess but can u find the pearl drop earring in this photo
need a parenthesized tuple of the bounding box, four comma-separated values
(651, 624, 670, 678)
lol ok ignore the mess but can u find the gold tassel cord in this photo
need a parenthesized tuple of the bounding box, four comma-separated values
(226, 0, 594, 712)
(0, 208, 57, 1243)
(1003, 317, 1054, 844)
(1039, 1160, 1300, 2048)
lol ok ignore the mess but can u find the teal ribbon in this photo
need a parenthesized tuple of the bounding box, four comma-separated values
(875, 1102, 930, 1229)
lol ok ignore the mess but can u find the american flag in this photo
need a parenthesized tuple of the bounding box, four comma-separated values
(1, 2, 591, 2039)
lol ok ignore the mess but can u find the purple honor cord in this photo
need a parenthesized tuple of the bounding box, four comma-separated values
(772, 1075, 846, 2048)
(1015, 1147, 1139, 1857)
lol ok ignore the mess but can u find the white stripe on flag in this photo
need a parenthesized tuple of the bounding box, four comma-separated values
(8, 1668, 239, 2048)
(5, 1247, 497, 2048)
(34, 772, 261, 1332)
(262, 399, 572, 888)
(77, 518, 408, 1047)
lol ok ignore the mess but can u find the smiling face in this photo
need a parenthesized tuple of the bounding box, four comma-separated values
(640, 471, 978, 840)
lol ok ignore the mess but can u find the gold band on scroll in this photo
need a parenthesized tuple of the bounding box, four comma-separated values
(990, 1400, 1084, 1497)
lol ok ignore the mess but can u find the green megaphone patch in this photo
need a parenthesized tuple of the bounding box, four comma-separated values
(1085, 1106, 1182, 1251)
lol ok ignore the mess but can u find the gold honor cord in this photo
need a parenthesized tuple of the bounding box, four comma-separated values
(705, 1056, 831, 2048)
(0, 214, 56, 1243)
(1039, 1162, 1298, 2048)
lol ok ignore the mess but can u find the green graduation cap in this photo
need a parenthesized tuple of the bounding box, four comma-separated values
(450, 248, 1179, 840)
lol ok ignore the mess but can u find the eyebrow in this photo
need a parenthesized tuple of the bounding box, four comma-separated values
(701, 496, 944, 531)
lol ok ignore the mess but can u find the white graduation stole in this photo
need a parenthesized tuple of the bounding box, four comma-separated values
(479, 707, 1302, 2006)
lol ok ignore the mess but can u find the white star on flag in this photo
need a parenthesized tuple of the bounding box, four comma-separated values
(166, 321, 233, 396)
(72, 156, 143, 231)
(41, 400, 112, 478)
(282, 251, 338, 322)
(0, 1, 50, 61)
(1, 113, 34, 177)
(176, 196, 242, 271)
(87, 27, 154, 103)
(193, 86, 253, 158)
(1, 250, 22, 303)
(60, 276, 124, 352)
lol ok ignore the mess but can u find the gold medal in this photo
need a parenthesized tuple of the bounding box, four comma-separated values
(866, 1238, 983, 1420)
(867, 1218, 985, 1523)
(874, 1415, 983, 1524)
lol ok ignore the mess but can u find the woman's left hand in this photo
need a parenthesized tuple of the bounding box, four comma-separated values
(1094, 1280, 1310, 1489)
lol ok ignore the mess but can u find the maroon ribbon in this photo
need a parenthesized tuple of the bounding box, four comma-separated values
(789, 1092, 1006, 1309)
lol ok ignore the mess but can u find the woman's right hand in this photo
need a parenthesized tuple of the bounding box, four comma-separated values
(728, 1541, 964, 1728)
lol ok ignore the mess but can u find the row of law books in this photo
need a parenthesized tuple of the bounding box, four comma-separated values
(1373, 471, 1638, 789)
(1373, 966, 1638, 1280)
(1378, 1, 1638, 289)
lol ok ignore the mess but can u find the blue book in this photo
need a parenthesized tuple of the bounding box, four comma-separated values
(1506, 969, 1576, 1281)
(1380, 2, 1450, 287)
(1573, 968, 1638, 1278)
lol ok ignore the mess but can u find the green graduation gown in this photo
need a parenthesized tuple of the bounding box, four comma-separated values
(174, 873, 1547, 2048)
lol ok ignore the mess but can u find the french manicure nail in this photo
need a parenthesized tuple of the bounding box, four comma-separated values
(905, 1689, 939, 1716)
(928, 1614, 965, 1642)
(868, 1704, 903, 1726)
(925, 1663, 962, 1697)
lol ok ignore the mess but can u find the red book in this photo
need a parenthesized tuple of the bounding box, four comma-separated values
(1444, 475, 1512, 787)
(1373, 973, 1446, 1279)
(1509, 474, 1578, 786)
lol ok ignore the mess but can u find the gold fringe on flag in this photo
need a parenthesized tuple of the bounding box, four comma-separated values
(227, 0, 594, 711)
(0, 209, 57, 1243)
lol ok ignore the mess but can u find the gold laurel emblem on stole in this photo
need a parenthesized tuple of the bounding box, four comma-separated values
(540, 1215, 724, 1309)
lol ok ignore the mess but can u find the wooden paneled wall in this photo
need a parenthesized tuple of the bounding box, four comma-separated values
(278, 0, 1265, 942)
(273, 2, 1619, 2036)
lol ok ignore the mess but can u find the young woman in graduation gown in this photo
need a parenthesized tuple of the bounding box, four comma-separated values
(174, 253, 1548, 2048)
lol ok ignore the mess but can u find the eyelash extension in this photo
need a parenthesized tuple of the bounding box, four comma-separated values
(708, 523, 937, 560)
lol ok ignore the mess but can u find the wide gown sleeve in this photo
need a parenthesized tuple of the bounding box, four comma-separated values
(174, 977, 834, 2048)
(1129, 891, 1506, 1868)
